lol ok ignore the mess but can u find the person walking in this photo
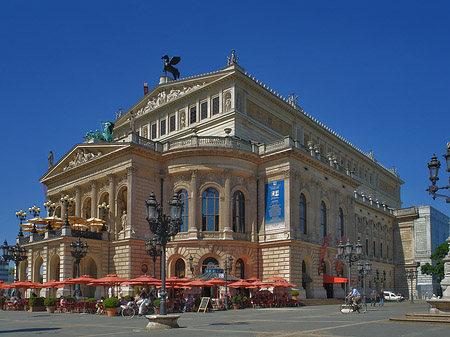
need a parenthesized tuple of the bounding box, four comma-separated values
(379, 289, 385, 307)
(370, 290, 377, 306)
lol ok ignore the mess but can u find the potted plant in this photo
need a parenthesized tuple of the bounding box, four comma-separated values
(29, 297, 45, 312)
(44, 297, 58, 313)
(291, 290, 300, 300)
(231, 295, 241, 309)
(153, 299, 161, 314)
(103, 297, 120, 317)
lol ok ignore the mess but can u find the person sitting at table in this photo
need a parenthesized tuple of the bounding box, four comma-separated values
(96, 296, 105, 314)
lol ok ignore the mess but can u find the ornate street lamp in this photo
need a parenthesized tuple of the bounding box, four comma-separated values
(357, 260, 372, 301)
(28, 205, 41, 234)
(97, 202, 110, 231)
(223, 256, 233, 310)
(426, 143, 450, 203)
(145, 191, 183, 316)
(336, 239, 362, 295)
(16, 209, 27, 237)
(60, 195, 75, 228)
(145, 236, 161, 295)
(43, 201, 57, 230)
(1, 240, 27, 281)
(70, 237, 88, 297)
(405, 264, 420, 303)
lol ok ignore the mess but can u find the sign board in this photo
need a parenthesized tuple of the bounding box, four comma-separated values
(197, 297, 210, 312)
(265, 180, 285, 229)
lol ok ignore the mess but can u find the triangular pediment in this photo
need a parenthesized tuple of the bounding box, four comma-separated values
(114, 69, 235, 129)
(40, 143, 129, 182)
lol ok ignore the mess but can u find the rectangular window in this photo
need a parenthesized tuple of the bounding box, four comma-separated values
(151, 123, 157, 139)
(200, 101, 208, 120)
(190, 106, 197, 124)
(373, 241, 376, 256)
(212, 96, 219, 115)
(160, 119, 166, 136)
(169, 115, 176, 132)
(365, 239, 369, 256)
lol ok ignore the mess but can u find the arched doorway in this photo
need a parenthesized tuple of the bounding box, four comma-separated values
(175, 259, 185, 278)
(302, 260, 313, 299)
(33, 256, 44, 284)
(322, 262, 333, 298)
(79, 256, 98, 298)
(235, 259, 245, 279)
(82, 198, 92, 219)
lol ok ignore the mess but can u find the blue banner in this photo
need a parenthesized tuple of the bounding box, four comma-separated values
(265, 180, 285, 229)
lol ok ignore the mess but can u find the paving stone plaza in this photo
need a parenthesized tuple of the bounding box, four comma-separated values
(0, 301, 447, 337)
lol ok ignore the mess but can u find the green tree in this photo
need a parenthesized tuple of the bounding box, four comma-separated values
(421, 242, 449, 280)
(8, 267, 14, 276)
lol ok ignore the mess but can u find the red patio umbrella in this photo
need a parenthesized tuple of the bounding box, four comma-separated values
(246, 277, 261, 282)
(124, 275, 160, 287)
(63, 275, 97, 285)
(89, 274, 130, 286)
(251, 280, 274, 288)
(208, 278, 226, 286)
(185, 279, 215, 287)
(272, 281, 297, 288)
(9, 280, 39, 290)
(229, 280, 256, 288)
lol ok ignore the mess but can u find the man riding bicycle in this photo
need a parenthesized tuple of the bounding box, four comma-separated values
(346, 286, 361, 312)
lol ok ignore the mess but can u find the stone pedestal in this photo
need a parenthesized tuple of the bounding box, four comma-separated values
(145, 314, 180, 330)
(427, 299, 450, 315)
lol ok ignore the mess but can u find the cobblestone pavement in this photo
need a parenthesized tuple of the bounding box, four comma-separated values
(0, 301, 447, 337)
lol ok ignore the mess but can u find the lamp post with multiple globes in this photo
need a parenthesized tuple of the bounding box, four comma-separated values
(336, 239, 363, 295)
(145, 192, 183, 316)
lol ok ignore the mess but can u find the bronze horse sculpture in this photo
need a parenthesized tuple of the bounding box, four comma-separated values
(162, 55, 181, 80)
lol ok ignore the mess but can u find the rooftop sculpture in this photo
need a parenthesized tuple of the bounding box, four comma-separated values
(162, 55, 181, 80)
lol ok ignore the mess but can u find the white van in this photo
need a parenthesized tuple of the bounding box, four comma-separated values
(383, 291, 404, 301)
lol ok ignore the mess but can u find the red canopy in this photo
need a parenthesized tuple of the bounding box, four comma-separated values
(323, 274, 352, 283)
(64, 275, 97, 285)
(208, 278, 226, 286)
(40, 280, 64, 289)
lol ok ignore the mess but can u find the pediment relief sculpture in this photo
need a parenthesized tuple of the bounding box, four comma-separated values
(135, 82, 207, 117)
(63, 149, 103, 171)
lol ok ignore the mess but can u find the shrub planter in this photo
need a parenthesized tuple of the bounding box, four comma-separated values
(29, 306, 46, 312)
(44, 297, 58, 313)
(105, 308, 118, 317)
(103, 297, 120, 317)
(46, 306, 56, 313)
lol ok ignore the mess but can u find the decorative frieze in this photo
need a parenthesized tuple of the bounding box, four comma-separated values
(64, 149, 103, 171)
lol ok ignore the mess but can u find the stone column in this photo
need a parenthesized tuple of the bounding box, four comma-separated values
(188, 170, 199, 238)
(60, 192, 67, 220)
(74, 186, 81, 217)
(258, 177, 265, 241)
(126, 167, 136, 237)
(249, 176, 258, 242)
(90, 180, 98, 219)
(222, 170, 233, 239)
(283, 170, 291, 237)
(108, 174, 116, 239)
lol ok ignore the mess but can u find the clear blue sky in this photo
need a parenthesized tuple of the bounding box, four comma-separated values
(1, 1, 449, 250)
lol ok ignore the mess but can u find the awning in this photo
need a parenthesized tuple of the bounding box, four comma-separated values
(323, 274, 353, 284)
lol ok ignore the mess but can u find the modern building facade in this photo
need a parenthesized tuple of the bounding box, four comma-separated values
(394, 206, 450, 298)
(0, 262, 9, 283)
(17, 52, 407, 299)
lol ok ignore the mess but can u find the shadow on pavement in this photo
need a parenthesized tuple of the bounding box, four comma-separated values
(0, 328, 60, 334)
(210, 322, 250, 326)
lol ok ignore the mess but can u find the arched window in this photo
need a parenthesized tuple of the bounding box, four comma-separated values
(202, 257, 218, 274)
(321, 201, 327, 237)
(232, 191, 245, 233)
(175, 258, 186, 278)
(202, 188, 219, 231)
(299, 193, 307, 234)
(338, 208, 344, 238)
(235, 259, 244, 279)
(178, 189, 189, 232)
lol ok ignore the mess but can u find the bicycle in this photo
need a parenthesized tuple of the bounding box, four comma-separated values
(121, 301, 155, 318)
(340, 297, 367, 314)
